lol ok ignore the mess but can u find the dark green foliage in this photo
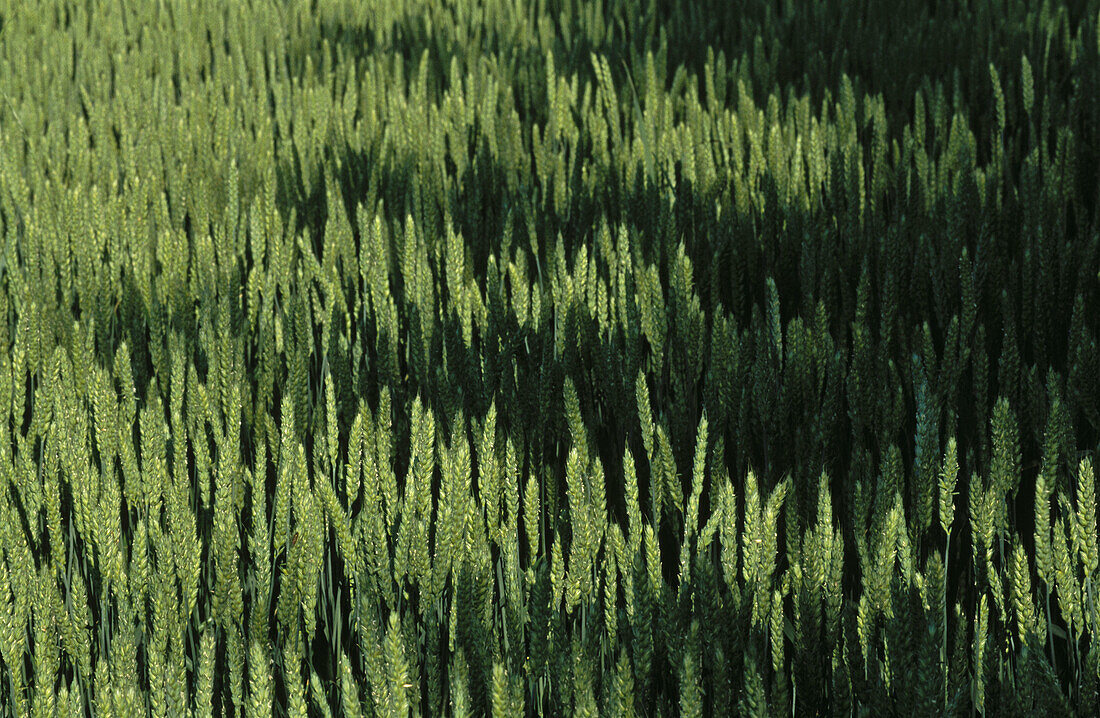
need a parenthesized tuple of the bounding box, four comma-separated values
(1, 0, 1100, 715)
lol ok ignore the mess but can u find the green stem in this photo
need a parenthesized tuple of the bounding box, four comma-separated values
(943, 531, 950, 711)
(1045, 585, 1056, 677)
